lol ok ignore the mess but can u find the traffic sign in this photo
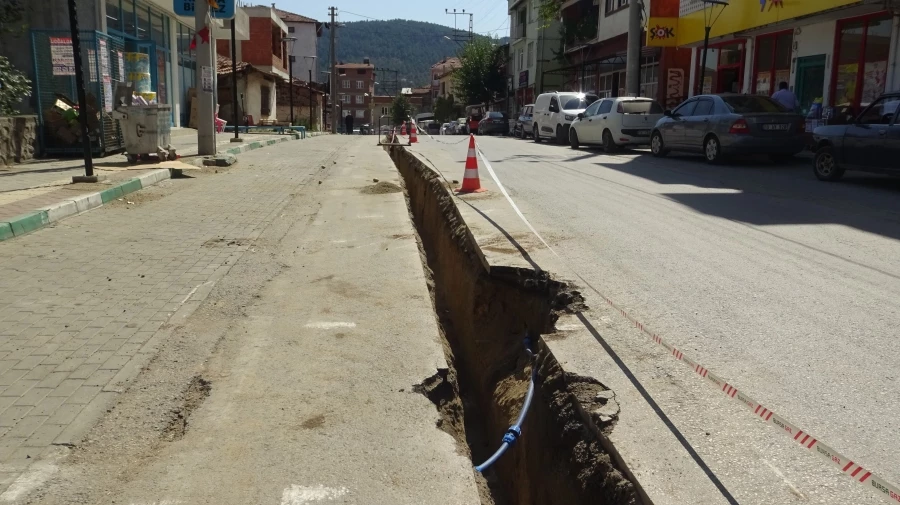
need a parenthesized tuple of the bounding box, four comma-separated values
(174, 0, 235, 19)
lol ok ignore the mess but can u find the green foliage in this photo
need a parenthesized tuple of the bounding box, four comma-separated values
(0, 55, 31, 115)
(452, 39, 507, 107)
(0, 0, 26, 35)
(318, 19, 508, 90)
(391, 94, 412, 125)
(537, 0, 563, 27)
(433, 95, 463, 123)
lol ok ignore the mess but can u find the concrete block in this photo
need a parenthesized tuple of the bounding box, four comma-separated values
(9, 211, 49, 237)
(98, 186, 124, 203)
(70, 193, 102, 214)
(42, 200, 78, 223)
(202, 154, 237, 167)
(0, 223, 13, 241)
(117, 179, 142, 196)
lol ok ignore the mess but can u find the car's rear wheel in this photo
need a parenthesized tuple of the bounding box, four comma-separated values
(603, 130, 619, 152)
(704, 135, 723, 164)
(534, 125, 541, 143)
(813, 146, 844, 181)
(650, 132, 668, 157)
(569, 128, 580, 149)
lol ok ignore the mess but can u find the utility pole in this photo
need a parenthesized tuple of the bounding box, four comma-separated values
(195, 0, 216, 155)
(445, 9, 474, 44)
(329, 6, 338, 134)
(65, 0, 94, 181)
(625, 0, 642, 96)
(230, 17, 241, 142)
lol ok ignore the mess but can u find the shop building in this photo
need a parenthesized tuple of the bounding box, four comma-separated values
(507, 0, 564, 111)
(655, 0, 900, 119)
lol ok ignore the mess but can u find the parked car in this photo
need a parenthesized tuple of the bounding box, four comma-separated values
(456, 118, 468, 134)
(569, 97, 664, 150)
(811, 92, 900, 181)
(478, 111, 510, 135)
(440, 122, 456, 135)
(514, 104, 534, 139)
(650, 94, 806, 163)
(533, 92, 600, 144)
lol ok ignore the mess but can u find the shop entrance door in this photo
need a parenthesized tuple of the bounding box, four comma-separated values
(796, 55, 826, 117)
(718, 67, 741, 93)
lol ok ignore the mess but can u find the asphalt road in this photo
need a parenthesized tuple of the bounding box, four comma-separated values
(416, 133, 900, 504)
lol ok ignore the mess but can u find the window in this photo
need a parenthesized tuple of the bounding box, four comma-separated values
(753, 32, 792, 96)
(381, 106, 390, 116)
(357, 69, 366, 74)
(106, 0, 121, 32)
(341, 80, 350, 89)
(356, 80, 364, 89)
(340, 94, 349, 103)
(518, 50, 525, 73)
(355, 109, 365, 118)
(620, 100, 664, 114)
(260, 86, 271, 115)
(673, 100, 697, 117)
(605, 0, 628, 15)
(120, 0, 136, 35)
(288, 26, 295, 33)
(527, 42, 535, 68)
(722, 95, 784, 113)
(598, 73, 615, 98)
(857, 96, 897, 124)
(562, 95, 599, 110)
(583, 101, 602, 117)
(692, 99, 714, 116)
(550, 97, 559, 112)
(597, 100, 613, 114)
(355, 94, 364, 104)
(136, 4, 150, 39)
(338, 69, 346, 75)
(640, 56, 659, 100)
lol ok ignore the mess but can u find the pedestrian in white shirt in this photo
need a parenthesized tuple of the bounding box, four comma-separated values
(771, 82, 799, 112)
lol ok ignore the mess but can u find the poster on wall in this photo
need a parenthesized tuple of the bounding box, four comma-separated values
(666, 68, 684, 108)
(703, 76, 712, 94)
(201, 65, 213, 93)
(117, 52, 125, 82)
(835, 63, 858, 106)
(861, 60, 887, 105)
(99, 39, 110, 78)
(88, 49, 98, 82)
(102, 76, 113, 112)
(49, 37, 75, 76)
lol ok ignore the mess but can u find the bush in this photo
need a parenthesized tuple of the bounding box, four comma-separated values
(0, 55, 31, 115)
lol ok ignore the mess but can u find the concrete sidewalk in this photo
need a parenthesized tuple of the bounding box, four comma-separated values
(12, 137, 480, 504)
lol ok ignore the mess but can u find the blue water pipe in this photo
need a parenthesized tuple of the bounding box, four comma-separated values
(474, 336, 537, 473)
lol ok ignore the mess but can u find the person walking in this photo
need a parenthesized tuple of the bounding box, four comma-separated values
(771, 82, 799, 112)
(344, 112, 354, 135)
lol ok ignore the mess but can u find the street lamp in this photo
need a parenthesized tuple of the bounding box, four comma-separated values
(282, 36, 297, 125)
(698, 0, 729, 96)
(443, 35, 465, 50)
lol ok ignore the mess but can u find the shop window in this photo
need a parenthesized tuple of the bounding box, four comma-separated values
(261, 86, 271, 115)
(754, 32, 792, 96)
(121, 0, 136, 36)
(640, 56, 658, 100)
(137, 5, 151, 39)
(151, 10, 165, 45)
(833, 13, 893, 113)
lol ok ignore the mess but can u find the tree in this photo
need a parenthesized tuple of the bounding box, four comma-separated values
(0, 0, 26, 35)
(391, 94, 412, 126)
(433, 95, 463, 123)
(0, 55, 31, 115)
(452, 38, 507, 107)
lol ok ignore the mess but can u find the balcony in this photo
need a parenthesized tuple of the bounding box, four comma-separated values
(561, 0, 599, 53)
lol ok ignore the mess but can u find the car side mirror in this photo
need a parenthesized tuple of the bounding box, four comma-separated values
(663, 109, 673, 117)
(577, 113, 584, 119)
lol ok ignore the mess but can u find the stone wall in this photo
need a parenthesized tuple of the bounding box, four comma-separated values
(0, 116, 38, 165)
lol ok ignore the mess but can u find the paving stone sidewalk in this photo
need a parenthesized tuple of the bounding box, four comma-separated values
(0, 134, 352, 492)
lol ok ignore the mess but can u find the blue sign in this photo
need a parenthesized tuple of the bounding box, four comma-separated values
(174, 0, 234, 19)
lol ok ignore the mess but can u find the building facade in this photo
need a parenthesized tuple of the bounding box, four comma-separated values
(276, 9, 322, 84)
(507, 0, 565, 112)
(336, 60, 375, 126)
(653, 0, 900, 119)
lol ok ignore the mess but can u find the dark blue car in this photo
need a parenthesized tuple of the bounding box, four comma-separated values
(812, 92, 900, 181)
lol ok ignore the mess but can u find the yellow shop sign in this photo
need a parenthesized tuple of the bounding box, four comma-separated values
(676, 0, 863, 46)
(647, 17, 679, 47)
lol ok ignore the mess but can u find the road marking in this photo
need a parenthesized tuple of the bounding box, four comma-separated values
(181, 280, 213, 305)
(304, 322, 356, 329)
(280, 485, 348, 505)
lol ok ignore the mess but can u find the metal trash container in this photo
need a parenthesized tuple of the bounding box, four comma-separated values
(109, 84, 176, 164)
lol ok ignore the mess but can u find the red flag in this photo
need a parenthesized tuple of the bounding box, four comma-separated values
(189, 26, 210, 50)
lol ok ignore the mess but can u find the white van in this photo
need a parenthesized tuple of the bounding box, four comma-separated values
(532, 92, 600, 144)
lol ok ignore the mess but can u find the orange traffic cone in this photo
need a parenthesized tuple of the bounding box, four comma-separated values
(410, 123, 418, 143)
(400, 122, 407, 135)
(457, 135, 485, 193)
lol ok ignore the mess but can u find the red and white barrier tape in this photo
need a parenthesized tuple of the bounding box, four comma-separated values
(455, 137, 900, 503)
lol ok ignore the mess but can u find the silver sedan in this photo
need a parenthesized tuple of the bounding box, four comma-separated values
(650, 94, 807, 163)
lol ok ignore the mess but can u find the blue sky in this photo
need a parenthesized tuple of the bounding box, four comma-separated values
(275, 0, 511, 37)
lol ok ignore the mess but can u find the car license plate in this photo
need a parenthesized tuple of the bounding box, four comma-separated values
(762, 124, 789, 131)
(637, 129, 650, 136)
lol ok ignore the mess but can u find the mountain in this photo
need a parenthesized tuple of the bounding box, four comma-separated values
(317, 19, 508, 94)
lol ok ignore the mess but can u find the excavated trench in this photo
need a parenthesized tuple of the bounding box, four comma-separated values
(388, 146, 643, 505)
